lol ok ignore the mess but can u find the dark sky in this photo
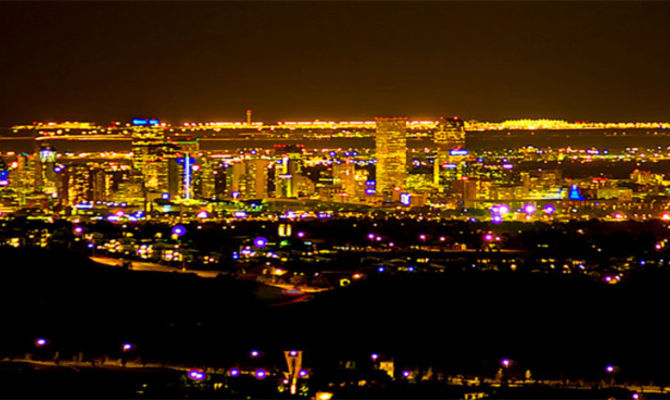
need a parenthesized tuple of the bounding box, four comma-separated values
(1, 1, 670, 125)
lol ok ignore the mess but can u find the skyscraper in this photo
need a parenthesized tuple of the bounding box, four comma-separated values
(375, 117, 407, 194)
(433, 116, 466, 187)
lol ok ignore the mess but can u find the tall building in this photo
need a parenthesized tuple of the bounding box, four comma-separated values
(130, 120, 177, 195)
(375, 117, 407, 194)
(223, 159, 270, 200)
(243, 159, 270, 199)
(36, 143, 57, 195)
(433, 116, 466, 187)
(273, 145, 304, 198)
(333, 161, 357, 199)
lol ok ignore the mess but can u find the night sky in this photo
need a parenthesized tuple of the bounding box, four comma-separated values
(1, 1, 669, 125)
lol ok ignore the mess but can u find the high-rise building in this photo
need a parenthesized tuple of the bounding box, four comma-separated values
(242, 159, 270, 199)
(273, 145, 304, 198)
(333, 161, 356, 199)
(130, 120, 177, 195)
(194, 156, 216, 200)
(375, 117, 407, 194)
(433, 116, 466, 187)
(36, 143, 57, 195)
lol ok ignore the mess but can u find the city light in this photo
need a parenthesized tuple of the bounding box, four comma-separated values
(253, 237, 268, 248)
(188, 369, 206, 381)
(523, 204, 536, 215)
(34, 338, 48, 347)
(254, 369, 268, 379)
(172, 225, 186, 237)
(122, 343, 134, 352)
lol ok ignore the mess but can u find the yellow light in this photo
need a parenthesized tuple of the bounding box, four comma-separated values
(315, 392, 334, 400)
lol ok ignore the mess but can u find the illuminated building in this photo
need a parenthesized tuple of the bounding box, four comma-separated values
(274, 145, 304, 198)
(224, 159, 270, 200)
(130, 119, 177, 195)
(375, 117, 407, 194)
(36, 143, 58, 195)
(193, 156, 216, 200)
(332, 161, 356, 199)
(0, 159, 8, 187)
(433, 116, 466, 187)
(243, 159, 270, 199)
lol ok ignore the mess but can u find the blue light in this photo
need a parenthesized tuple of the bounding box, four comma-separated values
(232, 252, 240, 260)
(445, 163, 457, 169)
(328, 151, 337, 157)
(407, 266, 415, 272)
(400, 193, 411, 206)
(365, 188, 376, 195)
(161, 192, 170, 200)
(569, 184, 585, 200)
(148, 119, 160, 125)
(365, 180, 376, 186)
(449, 149, 469, 156)
(132, 119, 148, 126)
(377, 266, 385, 273)
(172, 225, 186, 237)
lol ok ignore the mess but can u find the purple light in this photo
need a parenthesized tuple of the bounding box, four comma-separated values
(73, 226, 84, 234)
(367, 233, 375, 240)
(296, 231, 305, 238)
(35, 338, 47, 347)
(543, 204, 555, 215)
(253, 237, 268, 248)
(228, 368, 240, 377)
(254, 368, 267, 379)
(370, 353, 379, 361)
(250, 350, 260, 357)
(172, 225, 186, 237)
(523, 203, 536, 215)
(122, 343, 134, 352)
(501, 358, 511, 367)
(491, 215, 503, 224)
(498, 204, 510, 215)
(402, 370, 411, 378)
(419, 234, 427, 241)
(606, 365, 615, 373)
(484, 233, 494, 242)
(196, 210, 209, 219)
(188, 369, 206, 381)
(298, 369, 308, 378)
(289, 350, 299, 357)
(502, 163, 514, 169)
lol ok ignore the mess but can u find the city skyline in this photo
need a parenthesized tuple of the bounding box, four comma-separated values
(3, 1, 670, 398)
